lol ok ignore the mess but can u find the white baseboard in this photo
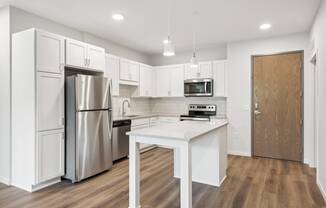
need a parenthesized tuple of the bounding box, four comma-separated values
(317, 178, 326, 203)
(304, 158, 316, 168)
(228, 150, 251, 157)
(0, 176, 10, 185)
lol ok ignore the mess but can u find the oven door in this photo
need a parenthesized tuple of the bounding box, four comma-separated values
(184, 79, 213, 97)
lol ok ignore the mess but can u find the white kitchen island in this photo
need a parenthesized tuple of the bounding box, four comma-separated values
(127, 120, 228, 208)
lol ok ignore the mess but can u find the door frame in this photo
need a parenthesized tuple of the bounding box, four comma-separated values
(250, 50, 304, 161)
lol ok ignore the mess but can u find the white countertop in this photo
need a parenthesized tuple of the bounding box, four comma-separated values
(113, 113, 180, 121)
(127, 119, 228, 141)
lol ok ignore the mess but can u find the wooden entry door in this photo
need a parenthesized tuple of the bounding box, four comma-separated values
(252, 52, 303, 161)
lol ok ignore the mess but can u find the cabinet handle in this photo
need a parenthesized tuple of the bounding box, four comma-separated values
(59, 63, 64, 72)
(84, 59, 87, 67)
(88, 58, 91, 67)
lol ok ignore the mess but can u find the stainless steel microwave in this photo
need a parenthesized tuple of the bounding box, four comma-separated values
(184, 78, 213, 97)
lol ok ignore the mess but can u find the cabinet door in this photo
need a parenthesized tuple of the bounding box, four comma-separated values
(213, 61, 227, 97)
(129, 62, 140, 82)
(184, 64, 199, 79)
(170, 65, 184, 97)
(37, 72, 64, 131)
(155, 67, 170, 97)
(36, 129, 64, 183)
(139, 65, 152, 97)
(87, 44, 105, 71)
(131, 125, 151, 149)
(119, 59, 130, 81)
(199, 62, 213, 78)
(66, 39, 87, 68)
(36, 31, 65, 74)
(105, 54, 120, 96)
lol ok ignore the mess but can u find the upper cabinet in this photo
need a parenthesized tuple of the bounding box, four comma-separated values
(36, 31, 65, 74)
(132, 64, 153, 97)
(184, 61, 213, 79)
(119, 58, 140, 85)
(87, 44, 106, 70)
(105, 54, 120, 96)
(213, 60, 227, 97)
(66, 39, 105, 72)
(154, 65, 184, 97)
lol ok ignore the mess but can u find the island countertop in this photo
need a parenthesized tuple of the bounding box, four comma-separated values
(126, 119, 228, 142)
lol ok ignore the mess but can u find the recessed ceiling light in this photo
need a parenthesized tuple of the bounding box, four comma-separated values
(260, 23, 271, 30)
(163, 39, 169, 44)
(112, 13, 124, 21)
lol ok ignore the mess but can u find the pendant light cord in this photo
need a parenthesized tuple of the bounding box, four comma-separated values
(192, 11, 197, 56)
(167, 0, 171, 38)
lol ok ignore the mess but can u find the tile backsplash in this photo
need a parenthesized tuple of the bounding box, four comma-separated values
(112, 86, 227, 118)
(151, 97, 227, 118)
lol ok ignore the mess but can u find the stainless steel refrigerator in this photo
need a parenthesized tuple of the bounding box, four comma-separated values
(65, 74, 112, 183)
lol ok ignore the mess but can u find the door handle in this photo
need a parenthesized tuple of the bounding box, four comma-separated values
(254, 110, 261, 116)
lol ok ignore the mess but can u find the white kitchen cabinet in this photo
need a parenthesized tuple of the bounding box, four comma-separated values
(131, 118, 154, 151)
(213, 60, 227, 97)
(184, 61, 213, 79)
(133, 64, 153, 97)
(37, 72, 64, 131)
(66, 39, 105, 71)
(105, 54, 120, 96)
(66, 39, 88, 68)
(36, 129, 64, 183)
(88, 44, 106, 71)
(12, 29, 65, 192)
(155, 67, 170, 97)
(36, 31, 65, 74)
(119, 58, 140, 85)
(199, 62, 213, 78)
(154, 65, 184, 97)
(170, 65, 184, 97)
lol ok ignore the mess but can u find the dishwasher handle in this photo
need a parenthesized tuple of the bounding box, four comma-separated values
(113, 119, 131, 127)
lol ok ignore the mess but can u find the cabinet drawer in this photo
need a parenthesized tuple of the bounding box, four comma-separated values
(131, 118, 150, 126)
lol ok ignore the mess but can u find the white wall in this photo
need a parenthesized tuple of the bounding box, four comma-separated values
(150, 44, 227, 66)
(227, 33, 314, 165)
(0, 6, 11, 185)
(10, 7, 151, 64)
(310, 0, 326, 200)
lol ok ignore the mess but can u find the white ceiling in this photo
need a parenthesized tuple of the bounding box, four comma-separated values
(1, 0, 321, 55)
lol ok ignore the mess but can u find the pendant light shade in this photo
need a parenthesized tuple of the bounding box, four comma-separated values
(190, 52, 199, 68)
(163, 36, 175, 56)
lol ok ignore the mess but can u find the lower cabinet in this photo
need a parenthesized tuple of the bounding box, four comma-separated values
(131, 118, 154, 151)
(36, 129, 65, 184)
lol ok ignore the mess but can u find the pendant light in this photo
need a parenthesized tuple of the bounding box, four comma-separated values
(163, 0, 175, 56)
(190, 12, 199, 68)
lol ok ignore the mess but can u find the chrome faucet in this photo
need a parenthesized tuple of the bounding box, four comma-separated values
(122, 99, 130, 117)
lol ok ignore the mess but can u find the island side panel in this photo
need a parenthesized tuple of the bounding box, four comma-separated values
(174, 126, 228, 187)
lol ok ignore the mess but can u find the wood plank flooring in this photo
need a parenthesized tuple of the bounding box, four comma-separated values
(0, 148, 325, 208)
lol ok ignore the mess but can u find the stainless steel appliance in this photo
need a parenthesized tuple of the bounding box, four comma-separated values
(112, 119, 131, 161)
(180, 104, 217, 121)
(184, 78, 214, 97)
(65, 75, 113, 183)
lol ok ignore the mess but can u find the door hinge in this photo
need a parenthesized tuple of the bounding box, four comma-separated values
(300, 91, 303, 97)
(300, 119, 303, 125)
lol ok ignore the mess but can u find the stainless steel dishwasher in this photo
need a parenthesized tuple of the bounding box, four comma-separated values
(112, 119, 131, 161)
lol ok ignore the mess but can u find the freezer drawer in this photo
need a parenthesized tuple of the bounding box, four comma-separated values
(75, 75, 111, 111)
(76, 110, 112, 181)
